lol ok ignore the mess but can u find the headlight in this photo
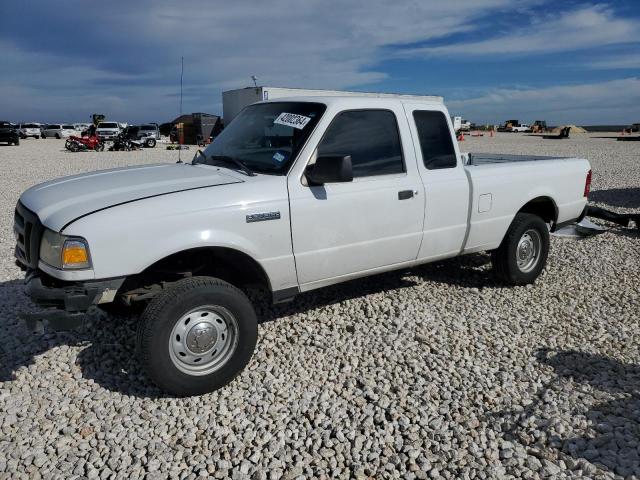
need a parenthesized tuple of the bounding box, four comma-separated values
(40, 229, 92, 270)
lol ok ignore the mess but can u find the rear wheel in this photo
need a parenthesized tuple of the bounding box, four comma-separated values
(145, 138, 156, 148)
(95, 142, 104, 152)
(136, 276, 258, 396)
(69, 142, 79, 152)
(55, 133, 61, 139)
(491, 213, 549, 285)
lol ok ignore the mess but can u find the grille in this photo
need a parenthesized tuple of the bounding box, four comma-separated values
(14, 201, 43, 269)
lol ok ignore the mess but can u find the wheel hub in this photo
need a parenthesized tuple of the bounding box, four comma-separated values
(518, 239, 532, 261)
(168, 306, 239, 376)
(516, 229, 541, 273)
(186, 322, 218, 353)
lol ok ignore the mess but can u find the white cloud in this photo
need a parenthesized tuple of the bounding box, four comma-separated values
(448, 77, 640, 124)
(588, 54, 640, 70)
(0, 0, 527, 122)
(402, 5, 639, 56)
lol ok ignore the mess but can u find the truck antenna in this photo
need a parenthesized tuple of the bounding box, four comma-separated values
(177, 56, 184, 164)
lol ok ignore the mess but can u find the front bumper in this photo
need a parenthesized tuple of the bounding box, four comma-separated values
(21, 271, 125, 332)
(97, 132, 118, 140)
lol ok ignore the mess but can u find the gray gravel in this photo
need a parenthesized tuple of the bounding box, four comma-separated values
(0, 134, 638, 479)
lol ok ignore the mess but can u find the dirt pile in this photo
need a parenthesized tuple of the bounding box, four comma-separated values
(552, 124, 588, 134)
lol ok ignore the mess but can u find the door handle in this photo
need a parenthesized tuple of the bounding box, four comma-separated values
(398, 190, 414, 200)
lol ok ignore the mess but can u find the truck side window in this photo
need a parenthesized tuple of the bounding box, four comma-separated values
(317, 110, 404, 178)
(413, 111, 457, 169)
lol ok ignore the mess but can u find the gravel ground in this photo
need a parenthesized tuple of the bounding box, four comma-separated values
(0, 134, 638, 479)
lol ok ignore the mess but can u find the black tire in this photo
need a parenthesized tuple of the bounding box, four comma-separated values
(70, 142, 79, 152)
(136, 276, 258, 396)
(55, 134, 61, 139)
(491, 213, 549, 285)
(95, 142, 104, 152)
(14, 138, 19, 146)
(145, 138, 156, 148)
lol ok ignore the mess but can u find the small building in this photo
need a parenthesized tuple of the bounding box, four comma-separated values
(168, 113, 223, 144)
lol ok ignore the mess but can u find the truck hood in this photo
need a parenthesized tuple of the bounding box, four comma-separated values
(20, 163, 243, 231)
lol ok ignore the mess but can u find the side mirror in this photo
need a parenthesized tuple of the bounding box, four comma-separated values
(305, 155, 353, 186)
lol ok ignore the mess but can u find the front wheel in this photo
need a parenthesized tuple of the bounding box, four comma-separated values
(145, 138, 156, 148)
(491, 213, 549, 285)
(95, 142, 104, 152)
(136, 276, 258, 396)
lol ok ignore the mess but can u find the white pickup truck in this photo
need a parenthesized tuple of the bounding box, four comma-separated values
(15, 93, 591, 395)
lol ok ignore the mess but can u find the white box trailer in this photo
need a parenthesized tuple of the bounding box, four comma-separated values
(222, 86, 443, 125)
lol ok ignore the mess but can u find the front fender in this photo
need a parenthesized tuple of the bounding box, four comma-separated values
(62, 182, 298, 290)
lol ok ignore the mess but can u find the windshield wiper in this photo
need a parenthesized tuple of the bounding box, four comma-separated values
(202, 154, 256, 177)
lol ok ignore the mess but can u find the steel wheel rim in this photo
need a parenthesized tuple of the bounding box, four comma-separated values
(168, 305, 239, 376)
(516, 229, 541, 273)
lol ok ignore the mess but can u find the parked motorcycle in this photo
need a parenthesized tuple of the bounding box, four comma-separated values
(65, 135, 104, 152)
(109, 129, 142, 151)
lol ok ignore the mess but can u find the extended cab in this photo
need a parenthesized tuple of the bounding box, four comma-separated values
(15, 93, 591, 395)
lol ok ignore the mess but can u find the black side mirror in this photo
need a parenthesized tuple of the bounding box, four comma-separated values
(306, 155, 353, 186)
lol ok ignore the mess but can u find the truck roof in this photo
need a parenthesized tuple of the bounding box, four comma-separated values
(229, 86, 443, 103)
(261, 94, 444, 107)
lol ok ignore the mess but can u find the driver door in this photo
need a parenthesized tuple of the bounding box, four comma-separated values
(288, 107, 425, 289)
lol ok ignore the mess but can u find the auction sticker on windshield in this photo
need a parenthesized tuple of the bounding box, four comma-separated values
(274, 112, 311, 130)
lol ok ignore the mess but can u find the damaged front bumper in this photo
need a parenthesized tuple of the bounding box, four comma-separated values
(21, 271, 125, 332)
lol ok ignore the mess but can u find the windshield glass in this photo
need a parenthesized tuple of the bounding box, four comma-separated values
(98, 122, 118, 129)
(62, 125, 75, 129)
(24, 123, 38, 128)
(140, 125, 156, 130)
(199, 102, 326, 175)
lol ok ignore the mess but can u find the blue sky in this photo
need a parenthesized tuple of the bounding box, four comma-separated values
(1, 1, 639, 125)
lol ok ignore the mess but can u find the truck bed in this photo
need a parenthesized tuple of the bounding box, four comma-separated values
(466, 153, 569, 166)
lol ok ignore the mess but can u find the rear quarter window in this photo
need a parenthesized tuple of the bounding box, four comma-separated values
(413, 111, 457, 170)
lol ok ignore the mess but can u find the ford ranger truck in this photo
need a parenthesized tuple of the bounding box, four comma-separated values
(14, 93, 591, 396)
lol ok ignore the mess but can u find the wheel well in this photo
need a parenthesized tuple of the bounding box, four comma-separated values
(118, 247, 271, 303)
(517, 196, 557, 225)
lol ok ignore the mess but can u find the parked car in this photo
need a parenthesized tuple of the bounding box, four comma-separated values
(15, 93, 591, 395)
(0, 121, 20, 145)
(42, 124, 77, 139)
(95, 122, 121, 141)
(137, 124, 160, 147)
(18, 123, 41, 139)
(74, 123, 91, 133)
(511, 123, 531, 133)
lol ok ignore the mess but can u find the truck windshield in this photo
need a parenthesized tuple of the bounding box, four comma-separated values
(198, 102, 326, 175)
(99, 123, 118, 129)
